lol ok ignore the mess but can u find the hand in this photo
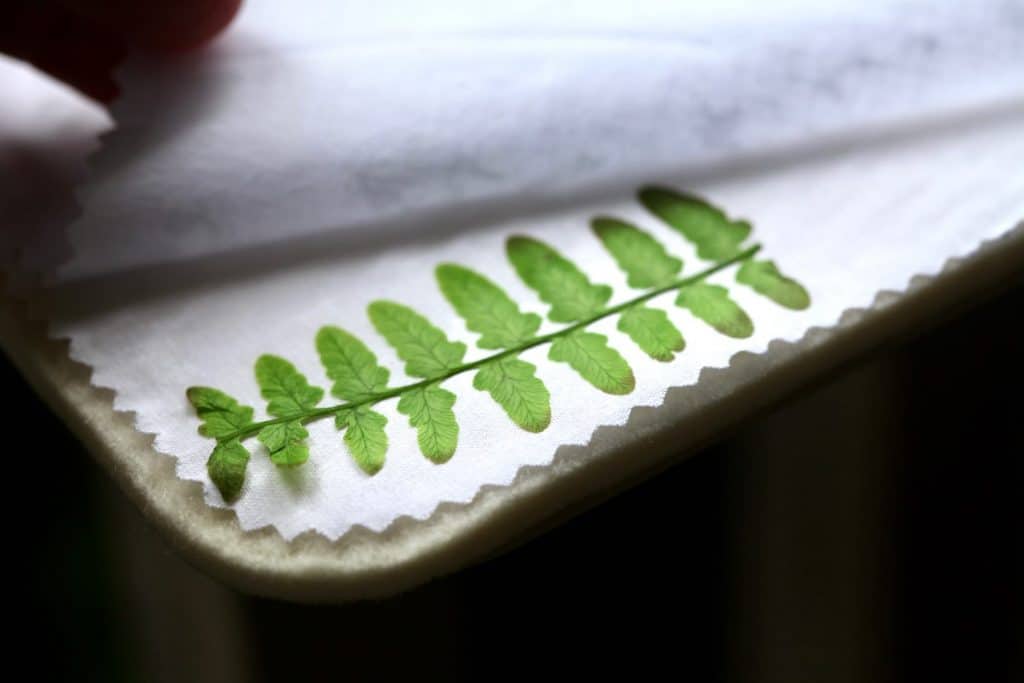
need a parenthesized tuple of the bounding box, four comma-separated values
(0, 0, 241, 101)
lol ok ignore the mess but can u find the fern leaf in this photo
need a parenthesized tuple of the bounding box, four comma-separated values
(437, 263, 552, 432)
(436, 263, 542, 349)
(369, 302, 463, 461)
(473, 357, 551, 432)
(207, 439, 249, 501)
(398, 385, 459, 463)
(618, 306, 685, 362)
(339, 407, 388, 474)
(314, 327, 391, 474)
(639, 187, 751, 261)
(368, 300, 467, 379)
(186, 386, 253, 438)
(592, 216, 682, 288)
(549, 331, 635, 395)
(316, 326, 390, 401)
(507, 236, 612, 322)
(257, 420, 309, 467)
(186, 184, 809, 504)
(676, 282, 754, 338)
(737, 259, 811, 310)
(254, 354, 324, 416)
(187, 387, 255, 496)
(252, 356, 321, 467)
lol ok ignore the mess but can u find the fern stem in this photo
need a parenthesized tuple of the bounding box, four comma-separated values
(222, 244, 761, 442)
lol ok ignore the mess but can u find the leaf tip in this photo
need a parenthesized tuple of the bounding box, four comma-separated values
(636, 185, 674, 210)
(425, 449, 457, 465)
(360, 462, 384, 476)
(434, 262, 461, 279)
(590, 215, 619, 237)
(731, 320, 755, 339)
(207, 441, 249, 502)
(210, 479, 242, 502)
(791, 293, 812, 311)
(366, 298, 395, 317)
(314, 325, 337, 346)
(505, 234, 543, 260)
(523, 409, 552, 433)
(434, 263, 462, 296)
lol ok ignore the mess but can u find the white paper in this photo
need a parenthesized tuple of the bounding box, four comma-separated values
(0, 57, 109, 284)
(30, 1, 1024, 539)
(60, 0, 1024, 280)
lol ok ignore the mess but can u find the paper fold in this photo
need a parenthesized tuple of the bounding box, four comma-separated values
(59, 0, 1024, 281)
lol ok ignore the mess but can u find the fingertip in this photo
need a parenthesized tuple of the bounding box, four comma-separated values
(0, 3, 125, 102)
(127, 0, 244, 53)
(2, 0, 241, 102)
(65, 0, 243, 53)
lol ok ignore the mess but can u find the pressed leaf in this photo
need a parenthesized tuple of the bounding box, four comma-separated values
(473, 356, 551, 432)
(398, 385, 459, 463)
(316, 326, 390, 401)
(257, 420, 309, 467)
(339, 407, 388, 475)
(592, 216, 682, 288)
(254, 354, 324, 416)
(639, 187, 751, 261)
(187, 386, 254, 439)
(368, 300, 467, 379)
(618, 306, 685, 362)
(187, 184, 814, 505)
(506, 236, 612, 322)
(736, 259, 811, 310)
(207, 439, 249, 501)
(549, 331, 635, 395)
(436, 263, 542, 349)
(676, 282, 754, 339)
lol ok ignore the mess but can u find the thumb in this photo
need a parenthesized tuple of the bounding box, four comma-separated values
(0, 0, 241, 102)
(60, 0, 242, 52)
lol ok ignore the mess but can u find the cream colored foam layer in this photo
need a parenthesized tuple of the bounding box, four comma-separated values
(4, 224, 1020, 601)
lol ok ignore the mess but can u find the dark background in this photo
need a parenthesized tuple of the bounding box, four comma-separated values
(7, 275, 1021, 682)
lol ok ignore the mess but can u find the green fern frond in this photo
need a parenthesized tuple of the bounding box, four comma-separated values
(592, 216, 682, 288)
(206, 440, 249, 500)
(316, 326, 390, 401)
(367, 301, 467, 379)
(676, 282, 755, 339)
(398, 385, 459, 463)
(436, 264, 541, 349)
(639, 186, 751, 260)
(473, 357, 551, 432)
(617, 306, 685, 362)
(339, 407, 388, 474)
(255, 355, 323, 416)
(592, 216, 687, 361)
(187, 386, 253, 439)
(506, 236, 612, 322)
(549, 331, 635, 394)
(187, 185, 812, 502)
(736, 259, 811, 310)
(253, 355, 322, 467)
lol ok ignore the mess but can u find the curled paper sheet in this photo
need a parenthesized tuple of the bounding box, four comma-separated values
(36, 0, 1024, 539)
(58, 0, 1024, 280)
